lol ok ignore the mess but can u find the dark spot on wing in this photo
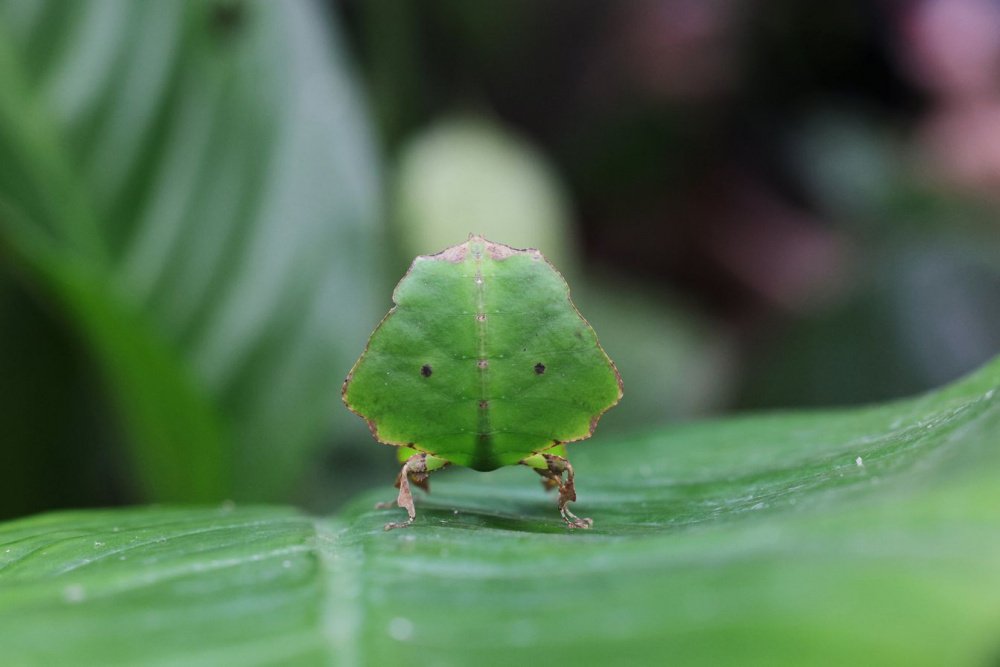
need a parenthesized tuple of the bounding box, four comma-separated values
(477, 359, 488, 369)
(421, 364, 432, 377)
(478, 400, 489, 409)
(534, 363, 546, 375)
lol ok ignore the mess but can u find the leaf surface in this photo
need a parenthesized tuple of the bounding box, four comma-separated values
(2, 356, 999, 665)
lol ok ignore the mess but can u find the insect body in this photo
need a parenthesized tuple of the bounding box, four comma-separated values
(342, 235, 622, 529)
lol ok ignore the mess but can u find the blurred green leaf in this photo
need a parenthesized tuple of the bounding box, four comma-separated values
(0, 1, 382, 502)
(2, 355, 998, 665)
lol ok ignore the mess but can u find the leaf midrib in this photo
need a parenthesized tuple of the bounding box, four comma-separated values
(311, 517, 363, 667)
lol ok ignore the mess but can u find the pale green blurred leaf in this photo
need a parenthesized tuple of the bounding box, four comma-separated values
(392, 117, 575, 270)
(0, 0, 382, 502)
(2, 356, 998, 665)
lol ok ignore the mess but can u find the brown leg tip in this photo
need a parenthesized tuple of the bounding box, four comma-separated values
(561, 506, 593, 529)
(384, 519, 414, 531)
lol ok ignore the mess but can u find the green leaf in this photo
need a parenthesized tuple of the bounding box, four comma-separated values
(2, 356, 999, 665)
(0, 1, 382, 501)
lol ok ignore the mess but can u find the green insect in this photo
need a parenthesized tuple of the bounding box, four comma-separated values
(342, 235, 622, 530)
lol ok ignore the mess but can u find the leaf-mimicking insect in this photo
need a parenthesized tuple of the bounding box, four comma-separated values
(342, 235, 623, 530)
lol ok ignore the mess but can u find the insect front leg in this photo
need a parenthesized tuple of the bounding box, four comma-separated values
(521, 452, 593, 529)
(380, 451, 449, 531)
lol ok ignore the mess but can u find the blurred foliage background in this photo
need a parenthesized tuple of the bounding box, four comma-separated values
(0, 0, 998, 520)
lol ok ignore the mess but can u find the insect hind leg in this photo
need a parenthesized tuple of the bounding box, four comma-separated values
(521, 452, 593, 529)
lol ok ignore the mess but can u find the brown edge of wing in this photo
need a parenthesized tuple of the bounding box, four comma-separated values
(545, 284, 624, 451)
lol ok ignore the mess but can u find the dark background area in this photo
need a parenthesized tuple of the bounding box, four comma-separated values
(340, 0, 1000, 407)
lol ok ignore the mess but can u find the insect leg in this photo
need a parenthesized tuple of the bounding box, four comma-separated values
(521, 452, 593, 529)
(382, 452, 449, 531)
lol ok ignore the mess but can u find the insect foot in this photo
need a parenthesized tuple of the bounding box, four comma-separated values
(526, 453, 593, 529)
